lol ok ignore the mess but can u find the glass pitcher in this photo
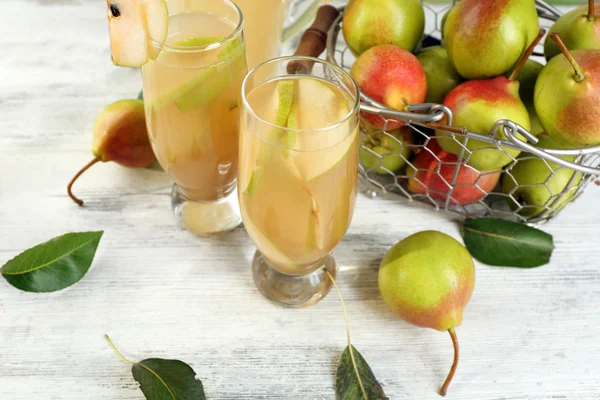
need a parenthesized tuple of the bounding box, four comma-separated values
(238, 0, 321, 70)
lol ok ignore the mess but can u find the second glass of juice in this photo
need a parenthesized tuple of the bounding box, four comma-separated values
(142, 0, 247, 235)
(239, 57, 361, 307)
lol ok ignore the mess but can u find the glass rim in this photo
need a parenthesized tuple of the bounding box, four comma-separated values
(241, 56, 361, 134)
(150, 0, 244, 53)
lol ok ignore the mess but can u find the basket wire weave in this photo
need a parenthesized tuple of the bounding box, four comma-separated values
(325, 0, 600, 224)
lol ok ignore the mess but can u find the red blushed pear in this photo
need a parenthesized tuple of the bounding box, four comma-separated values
(435, 29, 547, 171)
(379, 231, 475, 396)
(350, 44, 427, 130)
(535, 34, 600, 147)
(67, 100, 156, 206)
(444, 0, 539, 79)
(407, 140, 501, 205)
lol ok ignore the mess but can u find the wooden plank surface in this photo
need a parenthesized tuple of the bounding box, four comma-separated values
(1, 1, 599, 399)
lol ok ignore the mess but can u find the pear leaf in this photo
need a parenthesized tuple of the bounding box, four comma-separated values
(462, 218, 554, 268)
(106, 335, 206, 400)
(0, 231, 103, 292)
(336, 345, 388, 400)
(138, 90, 144, 100)
(133, 358, 206, 400)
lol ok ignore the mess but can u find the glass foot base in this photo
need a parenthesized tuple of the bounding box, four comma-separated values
(171, 184, 242, 236)
(252, 251, 336, 308)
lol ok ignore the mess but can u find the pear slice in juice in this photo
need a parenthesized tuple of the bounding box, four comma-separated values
(150, 37, 244, 112)
(175, 39, 246, 112)
(283, 78, 354, 182)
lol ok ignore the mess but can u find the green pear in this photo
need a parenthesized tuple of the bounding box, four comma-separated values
(444, 0, 539, 79)
(379, 230, 475, 396)
(416, 46, 463, 104)
(513, 59, 544, 135)
(435, 30, 547, 171)
(502, 135, 583, 218)
(359, 127, 413, 175)
(535, 34, 600, 146)
(342, 0, 425, 55)
(545, 1, 600, 60)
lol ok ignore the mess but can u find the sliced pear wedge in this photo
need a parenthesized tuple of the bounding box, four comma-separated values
(174, 39, 246, 112)
(283, 78, 353, 182)
(174, 36, 224, 47)
(106, 0, 168, 67)
(148, 37, 245, 112)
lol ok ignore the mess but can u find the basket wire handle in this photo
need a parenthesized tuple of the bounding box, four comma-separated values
(500, 122, 600, 176)
(286, 5, 340, 75)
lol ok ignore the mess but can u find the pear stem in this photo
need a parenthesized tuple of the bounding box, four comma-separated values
(104, 334, 135, 365)
(440, 328, 459, 396)
(551, 33, 586, 82)
(508, 29, 546, 81)
(67, 156, 101, 206)
(589, 0, 596, 21)
(325, 269, 368, 400)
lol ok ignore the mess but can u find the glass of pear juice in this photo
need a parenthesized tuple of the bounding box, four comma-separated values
(239, 57, 361, 307)
(141, 0, 247, 235)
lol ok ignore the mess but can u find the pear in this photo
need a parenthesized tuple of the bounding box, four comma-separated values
(444, 0, 539, 79)
(545, 1, 600, 60)
(435, 30, 546, 171)
(513, 60, 544, 135)
(502, 135, 583, 217)
(440, 7, 451, 38)
(106, 0, 168, 67)
(535, 34, 600, 146)
(342, 0, 425, 55)
(379, 231, 475, 396)
(67, 99, 156, 205)
(359, 127, 413, 175)
(416, 46, 463, 104)
(350, 44, 427, 130)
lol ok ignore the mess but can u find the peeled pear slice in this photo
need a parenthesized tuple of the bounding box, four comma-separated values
(106, 0, 168, 67)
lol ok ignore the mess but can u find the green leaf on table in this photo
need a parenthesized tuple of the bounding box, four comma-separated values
(106, 335, 206, 400)
(336, 345, 388, 400)
(0, 231, 104, 292)
(133, 359, 206, 400)
(462, 218, 554, 268)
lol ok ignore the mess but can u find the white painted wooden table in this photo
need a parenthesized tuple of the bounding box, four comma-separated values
(2, 1, 600, 399)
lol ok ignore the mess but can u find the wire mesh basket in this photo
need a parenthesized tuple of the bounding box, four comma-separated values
(322, 0, 600, 224)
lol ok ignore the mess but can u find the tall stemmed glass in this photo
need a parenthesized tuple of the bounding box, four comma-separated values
(239, 56, 360, 307)
(142, 0, 247, 235)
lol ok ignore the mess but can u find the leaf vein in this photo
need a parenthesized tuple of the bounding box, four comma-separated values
(1, 234, 100, 275)
(138, 363, 177, 400)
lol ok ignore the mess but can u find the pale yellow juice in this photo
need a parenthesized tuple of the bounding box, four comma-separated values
(142, 12, 247, 201)
(235, 0, 287, 70)
(239, 76, 360, 275)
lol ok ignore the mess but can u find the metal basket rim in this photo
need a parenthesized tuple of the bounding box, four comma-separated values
(325, 0, 600, 176)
